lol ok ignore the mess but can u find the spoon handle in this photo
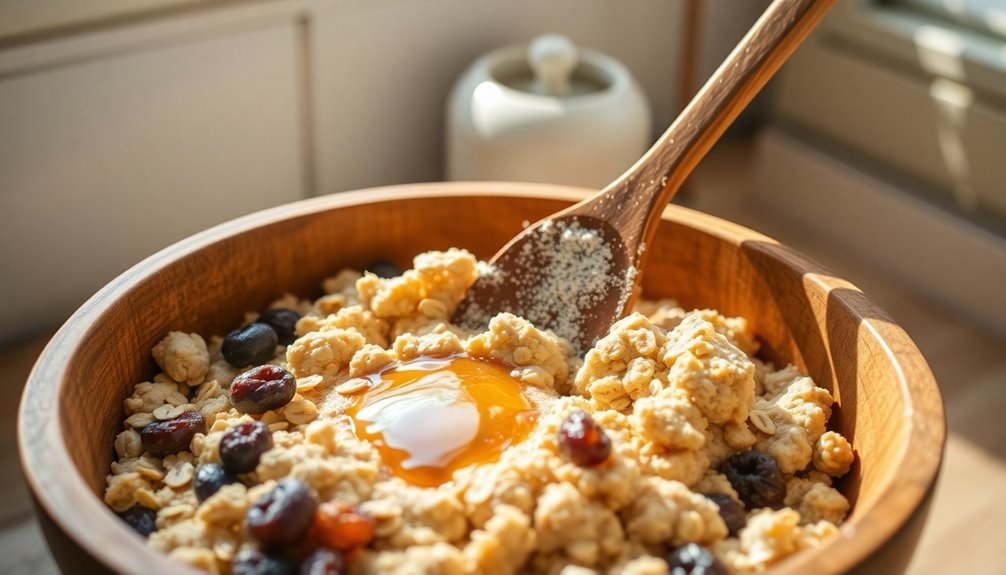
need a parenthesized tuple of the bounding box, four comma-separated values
(571, 0, 835, 254)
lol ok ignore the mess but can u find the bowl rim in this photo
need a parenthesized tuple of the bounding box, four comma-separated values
(17, 181, 945, 574)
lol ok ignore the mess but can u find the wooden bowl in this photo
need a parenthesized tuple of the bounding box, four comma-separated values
(18, 182, 944, 575)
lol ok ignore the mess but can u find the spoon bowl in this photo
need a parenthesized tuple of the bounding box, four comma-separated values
(456, 214, 632, 352)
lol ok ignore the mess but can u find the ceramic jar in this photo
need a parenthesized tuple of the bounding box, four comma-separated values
(446, 34, 652, 188)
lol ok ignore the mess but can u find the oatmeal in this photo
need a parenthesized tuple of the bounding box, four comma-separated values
(105, 249, 854, 574)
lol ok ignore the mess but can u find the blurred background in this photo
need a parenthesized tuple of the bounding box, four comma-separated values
(0, 0, 1004, 573)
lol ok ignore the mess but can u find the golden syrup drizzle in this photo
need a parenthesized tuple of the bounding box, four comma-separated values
(348, 354, 536, 487)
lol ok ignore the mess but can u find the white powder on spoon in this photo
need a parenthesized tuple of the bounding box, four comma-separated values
(458, 217, 636, 352)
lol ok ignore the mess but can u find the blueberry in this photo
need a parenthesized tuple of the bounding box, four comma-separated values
(721, 451, 787, 510)
(118, 505, 158, 537)
(702, 493, 746, 537)
(364, 260, 403, 279)
(247, 479, 318, 549)
(298, 548, 346, 575)
(667, 543, 729, 575)
(229, 365, 297, 415)
(194, 463, 240, 502)
(219, 421, 274, 473)
(258, 308, 301, 346)
(232, 548, 295, 575)
(223, 323, 279, 368)
(140, 411, 206, 457)
(557, 410, 611, 467)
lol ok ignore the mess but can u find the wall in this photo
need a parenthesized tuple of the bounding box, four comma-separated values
(310, 0, 684, 194)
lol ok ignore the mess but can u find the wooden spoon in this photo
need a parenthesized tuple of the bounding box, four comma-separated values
(453, 0, 836, 353)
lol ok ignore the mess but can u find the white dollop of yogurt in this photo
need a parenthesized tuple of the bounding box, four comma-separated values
(356, 371, 479, 469)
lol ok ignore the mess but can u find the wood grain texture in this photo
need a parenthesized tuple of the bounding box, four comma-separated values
(17, 182, 944, 574)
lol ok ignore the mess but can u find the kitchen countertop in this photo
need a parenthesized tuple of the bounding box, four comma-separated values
(3, 138, 1004, 574)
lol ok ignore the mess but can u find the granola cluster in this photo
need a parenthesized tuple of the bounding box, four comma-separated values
(105, 249, 854, 574)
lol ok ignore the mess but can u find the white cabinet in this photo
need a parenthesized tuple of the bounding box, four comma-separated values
(0, 14, 306, 343)
(0, 0, 219, 40)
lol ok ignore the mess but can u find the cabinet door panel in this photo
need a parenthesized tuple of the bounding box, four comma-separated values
(0, 22, 305, 343)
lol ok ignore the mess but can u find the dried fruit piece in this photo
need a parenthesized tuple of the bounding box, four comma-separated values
(194, 463, 240, 502)
(557, 410, 611, 467)
(223, 323, 279, 368)
(118, 505, 158, 537)
(667, 543, 729, 575)
(232, 548, 295, 575)
(312, 501, 375, 551)
(140, 411, 206, 457)
(247, 479, 318, 549)
(721, 450, 786, 510)
(230, 365, 297, 415)
(702, 493, 746, 537)
(259, 308, 301, 346)
(364, 261, 402, 279)
(298, 548, 346, 575)
(220, 421, 274, 473)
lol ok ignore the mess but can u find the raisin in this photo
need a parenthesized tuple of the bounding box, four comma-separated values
(232, 548, 295, 575)
(557, 410, 611, 467)
(259, 308, 301, 346)
(312, 501, 375, 551)
(247, 479, 319, 549)
(364, 261, 402, 279)
(140, 411, 206, 457)
(118, 505, 157, 537)
(298, 548, 346, 575)
(194, 463, 241, 501)
(230, 364, 297, 415)
(721, 451, 786, 510)
(223, 323, 279, 368)
(702, 493, 746, 537)
(667, 543, 729, 575)
(220, 421, 274, 473)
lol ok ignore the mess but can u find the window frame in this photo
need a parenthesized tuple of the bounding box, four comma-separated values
(824, 0, 1006, 103)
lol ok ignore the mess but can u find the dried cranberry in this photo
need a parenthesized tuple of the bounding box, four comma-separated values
(118, 505, 157, 537)
(223, 323, 279, 368)
(230, 364, 297, 415)
(558, 410, 611, 467)
(232, 548, 294, 575)
(702, 493, 746, 537)
(247, 479, 318, 549)
(721, 451, 786, 510)
(364, 261, 402, 279)
(259, 308, 301, 345)
(312, 501, 375, 551)
(667, 543, 729, 575)
(140, 411, 206, 457)
(298, 548, 346, 575)
(220, 421, 274, 473)
(194, 463, 240, 502)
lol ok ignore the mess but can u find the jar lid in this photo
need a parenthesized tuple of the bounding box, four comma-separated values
(488, 34, 624, 99)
